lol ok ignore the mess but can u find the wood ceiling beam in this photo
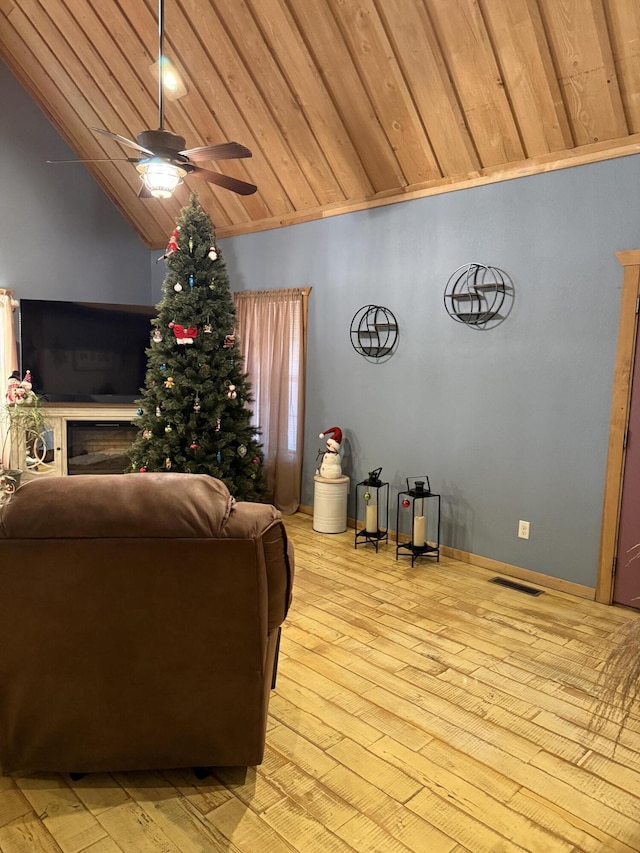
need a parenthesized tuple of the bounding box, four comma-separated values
(426, 0, 525, 167)
(374, 0, 481, 177)
(537, 0, 628, 145)
(245, 0, 374, 201)
(327, 0, 442, 186)
(285, 0, 406, 192)
(603, 0, 640, 133)
(478, 0, 574, 156)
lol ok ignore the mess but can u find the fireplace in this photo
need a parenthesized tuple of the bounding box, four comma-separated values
(66, 420, 137, 475)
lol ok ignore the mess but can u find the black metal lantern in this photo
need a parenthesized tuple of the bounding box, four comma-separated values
(355, 468, 389, 551)
(396, 476, 441, 566)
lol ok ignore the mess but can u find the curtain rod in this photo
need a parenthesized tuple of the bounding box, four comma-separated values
(234, 286, 312, 298)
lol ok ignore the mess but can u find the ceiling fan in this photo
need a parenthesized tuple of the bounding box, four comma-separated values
(47, 0, 257, 200)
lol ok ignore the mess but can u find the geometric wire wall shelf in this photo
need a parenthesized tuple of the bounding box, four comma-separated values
(443, 263, 514, 330)
(350, 305, 399, 361)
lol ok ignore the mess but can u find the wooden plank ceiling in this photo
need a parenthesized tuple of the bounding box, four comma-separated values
(1, 0, 640, 249)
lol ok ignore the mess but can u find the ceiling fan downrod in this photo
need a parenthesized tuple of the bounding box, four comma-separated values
(157, 0, 165, 131)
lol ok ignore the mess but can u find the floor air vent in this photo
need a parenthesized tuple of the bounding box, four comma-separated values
(489, 577, 543, 596)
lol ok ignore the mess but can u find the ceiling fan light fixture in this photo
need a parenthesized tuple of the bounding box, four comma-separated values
(136, 158, 186, 199)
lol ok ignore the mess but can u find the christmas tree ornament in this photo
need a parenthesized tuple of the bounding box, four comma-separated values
(160, 363, 167, 371)
(223, 334, 236, 349)
(136, 407, 143, 416)
(165, 457, 172, 469)
(139, 466, 147, 473)
(402, 499, 411, 508)
(164, 376, 175, 388)
(155, 406, 161, 417)
(215, 418, 221, 431)
(164, 424, 173, 433)
(238, 444, 247, 457)
(152, 327, 163, 343)
(204, 315, 212, 334)
(173, 324, 197, 345)
(156, 227, 180, 262)
(168, 320, 176, 329)
(216, 451, 222, 463)
(208, 246, 218, 260)
(193, 394, 201, 412)
(173, 282, 183, 292)
(167, 227, 180, 253)
(189, 273, 195, 288)
(227, 384, 237, 399)
(143, 428, 152, 440)
(190, 440, 198, 450)
(189, 236, 194, 254)
(209, 280, 216, 290)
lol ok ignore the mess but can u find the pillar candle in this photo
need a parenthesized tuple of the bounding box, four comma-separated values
(365, 503, 377, 533)
(413, 515, 425, 547)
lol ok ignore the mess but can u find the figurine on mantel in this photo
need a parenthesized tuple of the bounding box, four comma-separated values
(6, 369, 34, 404)
(316, 426, 343, 479)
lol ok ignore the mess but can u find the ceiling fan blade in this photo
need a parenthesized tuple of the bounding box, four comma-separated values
(91, 127, 154, 156)
(189, 166, 257, 196)
(46, 157, 141, 164)
(180, 142, 253, 162)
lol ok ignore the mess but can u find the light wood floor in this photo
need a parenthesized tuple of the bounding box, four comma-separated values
(1, 512, 640, 852)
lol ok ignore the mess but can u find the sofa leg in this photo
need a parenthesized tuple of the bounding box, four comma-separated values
(271, 626, 282, 690)
(193, 766, 212, 780)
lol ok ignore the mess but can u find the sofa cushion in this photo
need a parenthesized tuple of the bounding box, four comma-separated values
(0, 473, 243, 539)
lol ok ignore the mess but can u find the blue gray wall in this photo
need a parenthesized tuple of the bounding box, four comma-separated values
(5, 58, 640, 589)
(221, 158, 640, 588)
(0, 61, 150, 305)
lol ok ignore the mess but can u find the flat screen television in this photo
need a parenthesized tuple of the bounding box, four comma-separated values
(19, 299, 156, 403)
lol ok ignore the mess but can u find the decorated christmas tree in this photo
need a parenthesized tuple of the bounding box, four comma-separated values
(129, 194, 265, 502)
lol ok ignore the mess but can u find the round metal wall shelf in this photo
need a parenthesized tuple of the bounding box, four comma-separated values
(350, 305, 399, 361)
(444, 263, 513, 330)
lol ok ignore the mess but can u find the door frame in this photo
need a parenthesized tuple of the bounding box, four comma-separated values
(597, 250, 640, 603)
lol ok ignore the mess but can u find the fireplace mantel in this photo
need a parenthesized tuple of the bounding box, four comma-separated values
(22, 404, 137, 480)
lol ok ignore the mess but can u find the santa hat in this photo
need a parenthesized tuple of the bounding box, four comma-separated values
(319, 426, 342, 445)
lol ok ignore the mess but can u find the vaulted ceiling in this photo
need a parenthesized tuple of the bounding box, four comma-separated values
(2, 0, 639, 249)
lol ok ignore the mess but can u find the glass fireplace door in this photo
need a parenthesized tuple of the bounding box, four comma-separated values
(66, 421, 136, 475)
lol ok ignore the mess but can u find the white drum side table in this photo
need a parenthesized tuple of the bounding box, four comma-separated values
(313, 474, 349, 533)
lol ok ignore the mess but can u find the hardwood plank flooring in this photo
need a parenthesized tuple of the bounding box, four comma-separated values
(1, 512, 639, 852)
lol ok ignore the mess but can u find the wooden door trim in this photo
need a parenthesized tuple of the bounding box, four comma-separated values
(597, 250, 640, 603)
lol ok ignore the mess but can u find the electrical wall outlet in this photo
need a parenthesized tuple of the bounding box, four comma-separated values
(518, 520, 530, 540)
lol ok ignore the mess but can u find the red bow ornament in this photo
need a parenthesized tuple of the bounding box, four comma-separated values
(173, 324, 198, 345)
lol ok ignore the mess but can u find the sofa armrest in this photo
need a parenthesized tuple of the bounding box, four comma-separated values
(263, 522, 295, 628)
(222, 501, 294, 630)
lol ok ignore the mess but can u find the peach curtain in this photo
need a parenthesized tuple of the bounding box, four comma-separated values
(234, 288, 310, 514)
(0, 289, 19, 470)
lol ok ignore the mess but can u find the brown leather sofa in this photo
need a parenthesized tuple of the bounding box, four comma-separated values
(0, 473, 294, 774)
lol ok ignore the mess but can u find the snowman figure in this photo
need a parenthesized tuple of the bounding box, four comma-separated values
(316, 426, 343, 479)
(6, 370, 21, 403)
